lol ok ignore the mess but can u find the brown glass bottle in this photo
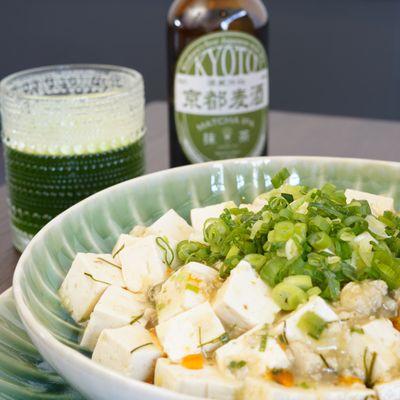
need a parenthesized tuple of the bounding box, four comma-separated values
(167, 0, 269, 167)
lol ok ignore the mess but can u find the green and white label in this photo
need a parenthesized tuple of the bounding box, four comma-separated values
(174, 31, 269, 163)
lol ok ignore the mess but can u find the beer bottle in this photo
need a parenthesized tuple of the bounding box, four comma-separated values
(167, 0, 269, 167)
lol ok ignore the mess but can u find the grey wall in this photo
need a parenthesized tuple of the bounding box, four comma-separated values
(0, 0, 399, 182)
(0, 0, 399, 119)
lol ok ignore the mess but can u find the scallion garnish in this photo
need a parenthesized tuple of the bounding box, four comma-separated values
(228, 360, 247, 370)
(112, 244, 125, 259)
(95, 257, 121, 269)
(84, 273, 109, 285)
(363, 349, 377, 388)
(173, 176, 400, 298)
(156, 236, 175, 267)
(271, 168, 290, 189)
(130, 313, 144, 325)
(259, 334, 268, 352)
(130, 342, 153, 354)
(297, 311, 327, 340)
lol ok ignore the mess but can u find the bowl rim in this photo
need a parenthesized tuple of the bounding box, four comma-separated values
(12, 155, 400, 398)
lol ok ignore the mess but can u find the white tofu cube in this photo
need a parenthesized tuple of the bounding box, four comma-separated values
(273, 296, 339, 345)
(189, 230, 207, 244)
(156, 262, 219, 323)
(212, 261, 280, 332)
(345, 189, 394, 216)
(216, 324, 291, 379)
(317, 385, 376, 400)
(80, 286, 148, 351)
(120, 235, 171, 293)
(190, 201, 236, 232)
(156, 302, 225, 362)
(243, 377, 318, 400)
(59, 253, 124, 323)
(347, 319, 400, 382)
(239, 203, 265, 213)
(154, 358, 243, 400)
(147, 209, 194, 243)
(111, 234, 140, 264)
(129, 225, 148, 237)
(374, 379, 400, 400)
(92, 324, 162, 381)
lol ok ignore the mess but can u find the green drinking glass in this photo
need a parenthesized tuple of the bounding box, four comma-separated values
(0, 64, 145, 251)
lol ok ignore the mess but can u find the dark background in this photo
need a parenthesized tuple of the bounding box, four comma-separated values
(0, 0, 400, 182)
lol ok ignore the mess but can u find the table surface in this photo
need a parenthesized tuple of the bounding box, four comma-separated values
(1, 101, 400, 293)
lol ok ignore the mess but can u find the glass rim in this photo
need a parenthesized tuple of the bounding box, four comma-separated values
(0, 63, 144, 103)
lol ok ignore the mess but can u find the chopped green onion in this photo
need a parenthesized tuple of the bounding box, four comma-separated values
(271, 168, 290, 189)
(374, 262, 400, 290)
(283, 275, 313, 290)
(130, 342, 153, 354)
(350, 327, 364, 334)
(185, 283, 200, 293)
(281, 193, 294, 203)
(244, 254, 267, 271)
(272, 221, 294, 242)
(130, 313, 144, 325)
(307, 287, 322, 297)
(198, 332, 230, 348)
(156, 236, 175, 267)
(260, 257, 287, 287)
(297, 311, 327, 340)
(112, 244, 125, 259)
(363, 349, 377, 388)
(84, 273, 109, 285)
(309, 216, 331, 233)
(259, 334, 268, 352)
(308, 231, 332, 251)
(278, 322, 289, 346)
(228, 360, 247, 370)
(95, 257, 122, 269)
(338, 227, 355, 242)
(225, 245, 240, 259)
(319, 354, 333, 371)
(272, 282, 307, 311)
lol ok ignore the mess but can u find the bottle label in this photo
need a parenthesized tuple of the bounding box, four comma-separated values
(174, 31, 269, 163)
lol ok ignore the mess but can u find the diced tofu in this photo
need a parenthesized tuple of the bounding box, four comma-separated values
(374, 379, 400, 400)
(189, 230, 207, 244)
(289, 341, 325, 379)
(92, 324, 162, 381)
(212, 261, 280, 332)
(80, 286, 148, 351)
(243, 377, 318, 400)
(111, 234, 140, 264)
(345, 189, 394, 216)
(239, 203, 265, 213)
(156, 302, 225, 362)
(347, 319, 400, 382)
(59, 253, 124, 323)
(190, 201, 236, 232)
(156, 262, 219, 323)
(154, 358, 242, 400)
(216, 324, 291, 379)
(120, 235, 171, 293)
(317, 385, 376, 400)
(272, 296, 339, 345)
(129, 225, 148, 237)
(147, 209, 194, 243)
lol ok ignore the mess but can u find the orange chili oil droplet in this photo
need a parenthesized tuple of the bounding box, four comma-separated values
(391, 317, 400, 332)
(270, 370, 295, 387)
(339, 375, 363, 386)
(181, 354, 204, 370)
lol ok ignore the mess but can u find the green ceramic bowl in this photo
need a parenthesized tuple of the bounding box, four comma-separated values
(13, 157, 400, 400)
